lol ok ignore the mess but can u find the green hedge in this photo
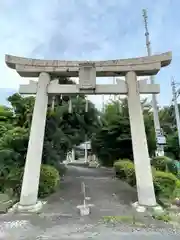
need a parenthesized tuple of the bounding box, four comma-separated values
(151, 156, 179, 177)
(3, 164, 60, 198)
(177, 171, 180, 180)
(114, 160, 178, 199)
(166, 160, 178, 176)
(151, 156, 172, 171)
(153, 171, 178, 198)
(173, 179, 180, 198)
(38, 165, 60, 197)
(114, 160, 136, 186)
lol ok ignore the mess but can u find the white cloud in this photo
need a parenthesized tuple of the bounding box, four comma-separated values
(0, 0, 177, 107)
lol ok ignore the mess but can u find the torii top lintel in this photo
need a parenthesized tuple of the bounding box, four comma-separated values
(5, 52, 172, 78)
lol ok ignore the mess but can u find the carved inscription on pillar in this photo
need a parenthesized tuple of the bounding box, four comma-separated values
(79, 62, 96, 90)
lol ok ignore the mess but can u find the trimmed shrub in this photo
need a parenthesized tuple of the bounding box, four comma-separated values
(153, 171, 178, 198)
(173, 179, 180, 198)
(177, 171, 180, 180)
(151, 156, 172, 171)
(114, 160, 136, 186)
(4, 164, 60, 198)
(114, 160, 157, 187)
(176, 179, 180, 188)
(38, 164, 60, 197)
(114, 160, 178, 200)
(166, 160, 178, 176)
(121, 158, 133, 162)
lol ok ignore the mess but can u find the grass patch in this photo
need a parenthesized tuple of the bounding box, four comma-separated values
(152, 213, 171, 222)
(101, 215, 145, 226)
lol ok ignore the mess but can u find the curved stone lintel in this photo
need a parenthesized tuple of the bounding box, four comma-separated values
(5, 52, 172, 68)
(5, 52, 172, 78)
(15, 62, 161, 77)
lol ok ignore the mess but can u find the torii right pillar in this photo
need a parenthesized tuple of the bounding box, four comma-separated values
(126, 71, 156, 206)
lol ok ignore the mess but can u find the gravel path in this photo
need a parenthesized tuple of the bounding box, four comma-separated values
(0, 165, 180, 239)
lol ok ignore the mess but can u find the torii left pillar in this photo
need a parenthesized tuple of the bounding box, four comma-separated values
(18, 72, 50, 212)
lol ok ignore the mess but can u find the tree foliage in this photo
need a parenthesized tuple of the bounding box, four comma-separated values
(92, 98, 179, 166)
(92, 99, 132, 166)
(0, 77, 100, 175)
(0, 80, 180, 172)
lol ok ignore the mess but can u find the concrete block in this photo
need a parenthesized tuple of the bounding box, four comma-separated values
(77, 205, 90, 216)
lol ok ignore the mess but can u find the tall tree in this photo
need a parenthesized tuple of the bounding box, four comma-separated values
(91, 98, 157, 166)
(0, 76, 100, 170)
(92, 99, 132, 166)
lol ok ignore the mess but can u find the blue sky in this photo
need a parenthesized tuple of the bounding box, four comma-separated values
(0, 0, 179, 108)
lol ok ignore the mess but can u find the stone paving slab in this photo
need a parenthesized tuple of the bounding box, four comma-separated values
(0, 217, 180, 239)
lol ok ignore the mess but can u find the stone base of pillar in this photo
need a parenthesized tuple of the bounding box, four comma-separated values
(8, 200, 45, 213)
(132, 201, 164, 214)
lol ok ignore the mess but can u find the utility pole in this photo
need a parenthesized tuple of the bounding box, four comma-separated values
(113, 77, 116, 101)
(171, 77, 180, 147)
(102, 94, 105, 113)
(142, 9, 165, 156)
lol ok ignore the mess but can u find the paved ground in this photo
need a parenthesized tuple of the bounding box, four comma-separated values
(0, 165, 180, 239)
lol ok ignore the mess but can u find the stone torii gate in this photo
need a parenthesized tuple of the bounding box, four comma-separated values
(5, 52, 172, 212)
